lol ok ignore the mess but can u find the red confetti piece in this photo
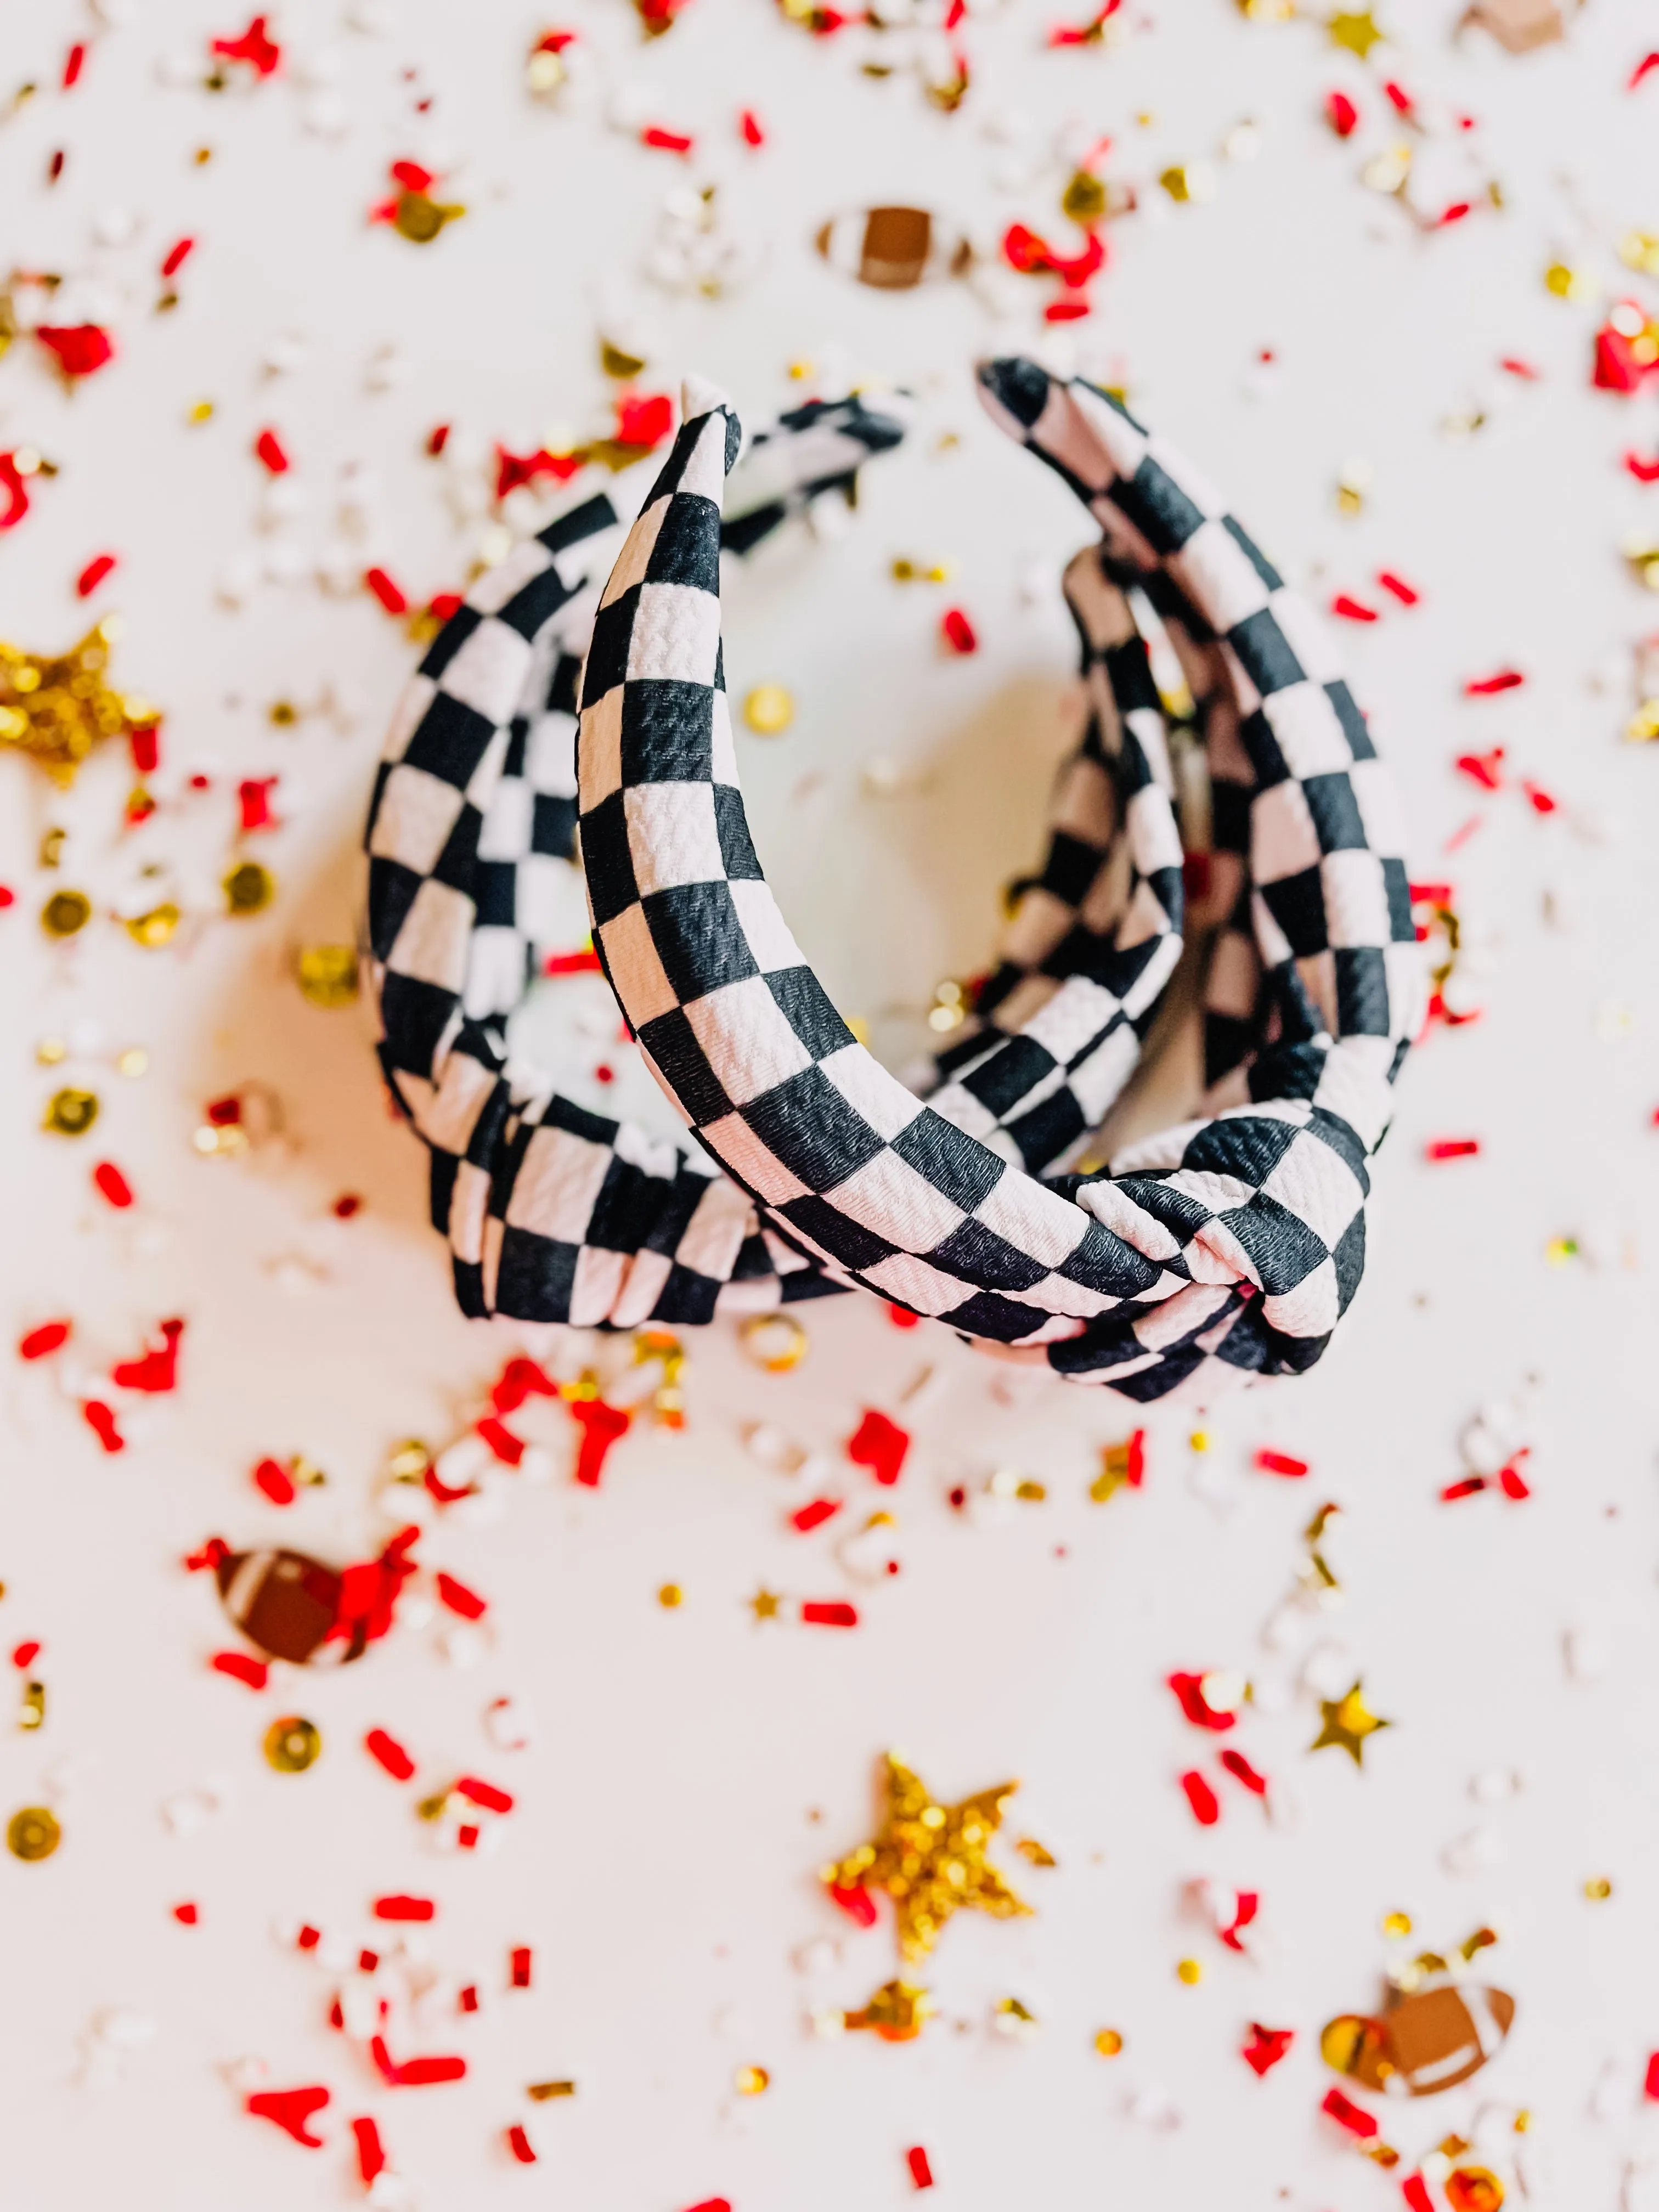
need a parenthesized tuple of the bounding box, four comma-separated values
(456, 1775, 514, 1813)
(111, 1316, 184, 1392)
(374, 1894, 435, 1922)
(1003, 223, 1106, 291)
(36, 325, 114, 380)
(211, 15, 282, 75)
(907, 2145, 936, 2189)
(615, 392, 675, 448)
(12, 1640, 40, 1669)
(184, 1536, 229, 1573)
(1464, 669, 1523, 696)
(567, 1394, 630, 1486)
(1044, 297, 1092, 323)
(246, 2085, 329, 2147)
(93, 1160, 134, 1208)
(1425, 1138, 1480, 1161)
(544, 947, 603, 977)
(1180, 1769, 1221, 1825)
(333, 1194, 363, 1219)
(83, 1400, 125, 1452)
(828, 1881, 878, 1927)
(370, 2036, 466, 2087)
(1253, 1448, 1307, 1478)
(173, 1901, 199, 1925)
(641, 125, 695, 154)
(1325, 89, 1359, 136)
(494, 445, 586, 499)
(390, 157, 434, 193)
(1498, 1453, 1531, 1500)
(1626, 452, 1659, 483)
(254, 1457, 296, 1505)
(1242, 2023, 1294, 2076)
(1322, 2086, 1378, 2140)
(848, 1408, 910, 1487)
(459, 1984, 480, 2012)
(161, 237, 194, 279)
(507, 2124, 538, 2163)
(1594, 325, 1653, 394)
(63, 42, 88, 88)
(791, 1496, 842, 1533)
(238, 775, 279, 832)
(76, 553, 117, 599)
(331, 1528, 421, 1650)
(0, 451, 30, 531)
(351, 2116, 386, 2184)
(211, 1650, 269, 1689)
(682, 2201, 732, 2212)
(296, 1925, 321, 1950)
(254, 427, 290, 475)
(1499, 356, 1541, 379)
(364, 567, 410, 616)
(1402, 2178, 1437, 2212)
(476, 1416, 525, 1466)
(1219, 1750, 1269, 1797)
(425, 591, 464, 627)
(364, 1728, 416, 1781)
(1455, 745, 1505, 791)
(1167, 1672, 1236, 1732)
(1630, 50, 1659, 88)
(492, 1356, 558, 1414)
(1644, 2049, 1659, 2100)
(802, 1600, 858, 1627)
(941, 607, 978, 653)
(435, 1571, 488, 1621)
(1376, 571, 1420, 606)
(1382, 77, 1413, 113)
(206, 1093, 244, 1126)
(20, 1319, 71, 1361)
(1330, 593, 1378, 623)
(510, 1945, 533, 1988)
(887, 1301, 922, 1329)
(1217, 1889, 1260, 1950)
(739, 108, 765, 145)
(1048, 0, 1122, 39)
(1442, 1476, 1486, 1502)
(1520, 778, 1558, 815)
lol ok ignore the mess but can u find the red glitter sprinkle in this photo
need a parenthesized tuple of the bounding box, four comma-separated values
(1425, 1138, 1480, 1161)
(211, 1650, 269, 1690)
(1629, 50, 1659, 89)
(1322, 2086, 1379, 2140)
(1402, 2178, 1437, 2212)
(364, 567, 410, 616)
(332, 1194, 363, 1218)
(802, 1600, 858, 1627)
(435, 1571, 488, 1621)
(351, 2116, 386, 2184)
(161, 237, 195, 279)
(1376, 571, 1420, 606)
(370, 2036, 466, 2087)
(1520, 778, 1558, 815)
(1217, 1888, 1260, 1950)
(63, 42, 88, 88)
(296, 1925, 321, 1950)
(1252, 1448, 1307, 1477)
(245, 2085, 329, 2146)
(93, 1160, 134, 1209)
(641, 125, 695, 154)
(173, 1901, 199, 1925)
(847, 1408, 910, 1486)
(456, 1775, 514, 1813)
(1180, 1769, 1221, 1825)
(1464, 669, 1524, 696)
(238, 776, 279, 832)
(510, 1945, 533, 1988)
(374, 1895, 436, 1922)
(1498, 1454, 1531, 1500)
(828, 1881, 878, 1927)
(567, 1394, 631, 1486)
(254, 1457, 297, 1505)
(1455, 746, 1505, 791)
(83, 1400, 125, 1452)
(887, 1302, 921, 1329)
(682, 2201, 732, 2212)
(1048, 0, 1124, 41)
(907, 2145, 936, 2189)
(36, 325, 114, 380)
(364, 1728, 416, 1781)
(941, 607, 978, 653)
(1644, 2050, 1659, 2099)
(507, 2124, 538, 2163)
(1330, 593, 1378, 623)
(1382, 78, 1413, 113)
(739, 108, 765, 145)
(12, 1640, 41, 1669)
(1043, 297, 1092, 323)
(1242, 2023, 1295, 2076)
(1219, 1750, 1269, 1797)
(1442, 1476, 1487, 1502)
(1325, 89, 1359, 136)
(791, 1496, 842, 1533)
(20, 1319, 71, 1361)
(459, 1984, 480, 2012)
(1626, 452, 1659, 483)
(0, 452, 29, 531)
(254, 427, 290, 475)
(476, 1416, 526, 1466)
(1167, 1672, 1236, 1733)
(493, 1356, 558, 1414)
(76, 554, 117, 599)
(544, 947, 603, 977)
(615, 391, 675, 448)
(211, 15, 283, 76)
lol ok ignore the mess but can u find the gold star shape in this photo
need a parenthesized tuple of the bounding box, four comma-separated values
(0, 619, 158, 785)
(843, 1979, 937, 2041)
(824, 1753, 1034, 1961)
(748, 1587, 781, 1621)
(1312, 1680, 1392, 1766)
(1328, 7, 1385, 54)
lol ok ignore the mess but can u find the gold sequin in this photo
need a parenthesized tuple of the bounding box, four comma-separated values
(1094, 2027, 1124, 2056)
(739, 1312, 809, 1373)
(733, 2065, 770, 2095)
(264, 1716, 321, 1773)
(44, 1086, 99, 1136)
(223, 861, 275, 915)
(295, 945, 359, 1007)
(742, 683, 794, 736)
(42, 888, 92, 937)
(7, 1804, 60, 1860)
(126, 903, 180, 948)
(657, 1583, 684, 1609)
(1176, 1957, 1203, 1985)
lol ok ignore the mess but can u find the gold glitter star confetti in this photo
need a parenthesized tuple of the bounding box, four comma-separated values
(748, 1587, 782, 1621)
(824, 1753, 1034, 1960)
(1328, 8, 1386, 54)
(842, 1978, 937, 2041)
(1312, 1680, 1392, 1766)
(0, 619, 159, 785)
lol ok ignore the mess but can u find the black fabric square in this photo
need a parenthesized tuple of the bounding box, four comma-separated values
(720, 499, 786, 558)
(891, 1110, 1005, 1214)
(962, 1034, 1056, 1118)
(538, 490, 618, 558)
(778, 1193, 897, 1272)
(367, 853, 422, 963)
(497, 561, 574, 643)
(1237, 708, 1291, 789)
(1110, 1172, 1212, 1242)
(646, 492, 721, 591)
(402, 688, 498, 787)
(582, 585, 638, 708)
(928, 1217, 1048, 1293)
(1102, 637, 1162, 717)
(1007, 1086, 1086, 1174)
(1056, 1218, 1163, 1299)
(1260, 865, 1328, 957)
(1180, 1110, 1301, 1186)
(531, 791, 577, 860)
(1218, 1192, 1330, 1296)
(1210, 777, 1252, 854)
(714, 784, 763, 880)
(1331, 1207, 1366, 1316)
(1335, 945, 1390, 1036)
(766, 966, 854, 1060)
(471, 857, 518, 928)
(1246, 1040, 1324, 1106)
(1323, 679, 1375, 759)
(644, 879, 758, 1001)
(377, 972, 456, 1075)
(430, 800, 483, 894)
(619, 678, 714, 783)
(1381, 855, 1414, 943)
(420, 602, 482, 682)
(1302, 771, 1366, 853)
(579, 790, 636, 927)
(1114, 456, 1207, 552)
(1308, 1105, 1369, 1186)
(741, 1064, 884, 1191)
(651, 1261, 723, 1326)
(637, 1008, 734, 1127)
(503, 720, 528, 777)
(452, 1251, 487, 1319)
(1203, 1009, 1259, 1090)
(1222, 516, 1283, 591)
(1042, 830, 1105, 907)
(547, 652, 581, 715)
(940, 1288, 1044, 1343)
(1228, 607, 1305, 698)
(495, 1226, 580, 1321)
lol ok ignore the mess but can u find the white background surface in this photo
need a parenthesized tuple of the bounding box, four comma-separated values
(3, 1, 1659, 2207)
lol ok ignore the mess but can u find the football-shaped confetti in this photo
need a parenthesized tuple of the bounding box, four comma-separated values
(215, 1549, 364, 1667)
(814, 206, 972, 290)
(1322, 1980, 1515, 2097)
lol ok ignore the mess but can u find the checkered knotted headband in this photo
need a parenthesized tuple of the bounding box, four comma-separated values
(368, 363, 1423, 1400)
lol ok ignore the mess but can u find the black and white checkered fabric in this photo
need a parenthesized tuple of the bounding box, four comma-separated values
(573, 360, 1423, 1396)
(364, 393, 909, 1329)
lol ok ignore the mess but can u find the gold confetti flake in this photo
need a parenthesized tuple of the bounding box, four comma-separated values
(742, 683, 794, 736)
(843, 1978, 937, 2041)
(7, 1805, 60, 1861)
(1583, 1876, 1612, 1900)
(1176, 1957, 1203, 1984)
(527, 2079, 577, 2101)
(223, 861, 275, 916)
(126, 903, 180, 949)
(41, 889, 92, 937)
(393, 191, 466, 244)
(36, 1039, 67, 1065)
(1619, 230, 1659, 278)
(1312, 1680, 1392, 1766)
(1062, 171, 1108, 224)
(1094, 2027, 1125, 2056)
(188, 398, 215, 424)
(264, 1716, 322, 1773)
(268, 699, 298, 726)
(1382, 1910, 1413, 1938)
(992, 1995, 1040, 2039)
(20, 1679, 45, 1730)
(0, 619, 160, 785)
(1014, 1836, 1056, 1867)
(295, 945, 359, 1007)
(1328, 7, 1385, 56)
(733, 2065, 770, 2095)
(824, 1753, 1032, 1961)
(1543, 261, 1595, 301)
(657, 1583, 683, 1609)
(40, 826, 66, 867)
(117, 1046, 147, 1078)
(44, 1086, 99, 1136)
(386, 1439, 432, 1482)
(738, 1312, 808, 1373)
(601, 339, 648, 380)
(749, 1587, 782, 1621)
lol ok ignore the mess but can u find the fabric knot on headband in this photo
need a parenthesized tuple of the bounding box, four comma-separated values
(366, 362, 1424, 1401)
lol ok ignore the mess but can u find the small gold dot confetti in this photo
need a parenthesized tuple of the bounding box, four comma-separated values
(1583, 1876, 1612, 1900)
(1544, 1237, 1579, 1266)
(1336, 456, 1375, 514)
(40, 825, 66, 867)
(1543, 261, 1595, 301)
(1383, 1910, 1413, 1938)
(386, 1439, 433, 1483)
(394, 191, 466, 244)
(1188, 1428, 1211, 1453)
(44, 1087, 98, 1137)
(264, 1716, 322, 1774)
(268, 699, 298, 726)
(223, 860, 275, 916)
(992, 1996, 1040, 2040)
(1062, 170, 1108, 224)
(36, 1039, 66, 1065)
(41, 888, 91, 936)
(1328, 7, 1385, 56)
(527, 44, 567, 93)
(1014, 1836, 1057, 1867)
(188, 398, 215, 423)
(20, 1678, 45, 1729)
(1312, 1680, 1392, 1766)
(1176, 1957, 1203, 1985)
(657, 1583, 683, 1609)
(527, 2079, 577, 2101)
(1624, 700, 1659, 744)
(739, 1312, 809, 1373)
(733, 2066, 770, 2095)
(1094, 2027, 1125, 2056)
(295, 945, 359, 1008)
(126, 903, 180, 949)
(8, 1805, 60, 1860)
(742, 683, 794, 736)
(824, 1754, 1031, 1962)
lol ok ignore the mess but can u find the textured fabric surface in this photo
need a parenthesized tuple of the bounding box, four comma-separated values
(571, 360, 1424, 1397)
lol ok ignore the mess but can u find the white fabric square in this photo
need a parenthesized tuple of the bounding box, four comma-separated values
(436, 614, 533, 723)
(862, 1249, 978, 1317)
(571, 1245, 632, 1329)
(504, 1122, 612, 1240)
(1260, 1130, 1364, 1249)
(625, 781, 724, 893)
(468, 537, 554, 617)
(1251, 779, 1323, 883)
(598, 495, 667, 608)
(478, 771, 533, 861)
(513, 851, 582, 945)
(463, 926, 528, 1019)
(827, 1148, 968, 1252)
(580, 686, 624, 805)
(446, 1159, 492, 1266)
(369, 763, 466, 873)
(700, 1110, 811, 1205)
(387, 877, 473, 992)
(674, 1178, 755, 1279)
(526, 712, 577, 794)
(597, 902, 679, 1027)
(817, 1044, 926, 1143)
(1265, 588, 1342, 685)
(626, 580, 721, 685)
(1262, 682, 1356, 778)
(381, 673, 436, 763)
(973, 1172, 1088, 1268)
(1321, 849, 1392, 949)
(685, 975, 813, 1104)
(728, 879, 805, 973)
(1173, 517, 1271, 633)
